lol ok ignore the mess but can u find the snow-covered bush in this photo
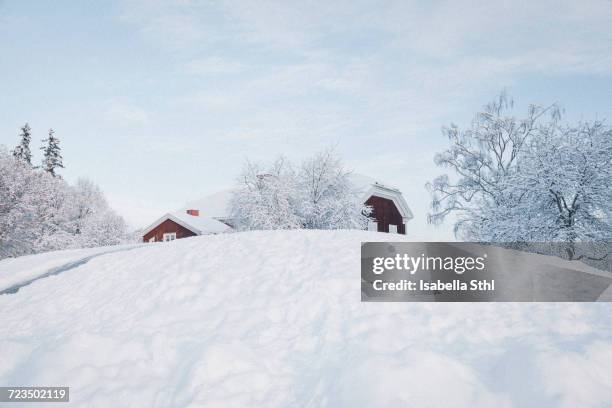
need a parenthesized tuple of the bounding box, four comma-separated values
(230, 150, 370, 231)
(0, 147, 127, 259)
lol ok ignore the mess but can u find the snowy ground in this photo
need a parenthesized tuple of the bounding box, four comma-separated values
(1, 230, 612, 407)
(0, 244, 144, 294)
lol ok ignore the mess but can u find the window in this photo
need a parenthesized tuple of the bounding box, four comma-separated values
(368, 220, 378, 231)
(148, 236, 156, 243)
(389, 224, 398, 234)
(163, 233, 177, 242)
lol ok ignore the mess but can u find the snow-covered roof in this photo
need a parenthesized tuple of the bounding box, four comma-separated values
(182, 189, 234, 219)
(362, 182, 414, 221)
(181, 173, 413, 222)
(142, 212, 231, 236)
(347, 174, 413, 221)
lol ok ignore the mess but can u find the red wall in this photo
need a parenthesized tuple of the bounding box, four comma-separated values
(365, 195, 406, 234)
(143, 219, 197, 242)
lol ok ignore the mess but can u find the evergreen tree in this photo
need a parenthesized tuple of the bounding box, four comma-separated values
(41, 128, 64, 177)
(12, 123, 33, 165)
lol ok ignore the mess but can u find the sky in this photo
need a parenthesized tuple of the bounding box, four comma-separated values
(1, 0, 612, 239)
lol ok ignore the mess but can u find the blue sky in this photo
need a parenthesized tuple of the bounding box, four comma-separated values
(1, 0, 612, 238)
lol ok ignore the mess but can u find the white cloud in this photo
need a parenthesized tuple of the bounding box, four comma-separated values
(106, 100, 149, 125)
(183, 56, 245, 75)
(118, 0, 212, 49)
(119, 0, 612, 74)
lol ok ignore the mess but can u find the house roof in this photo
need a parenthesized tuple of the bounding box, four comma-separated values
(345, 174, 413, 221)
(183, 189, 234, 219)
(142, 212, 232, 237)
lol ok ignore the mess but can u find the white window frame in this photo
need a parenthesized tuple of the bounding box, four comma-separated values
(389, 224, 398, 234)
(368, 220, 378, 231)
(163, 232, 177, 242)
(148, 236, 156, 243)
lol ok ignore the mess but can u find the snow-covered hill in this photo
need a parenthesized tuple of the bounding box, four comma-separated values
(1, 230, 612, 407)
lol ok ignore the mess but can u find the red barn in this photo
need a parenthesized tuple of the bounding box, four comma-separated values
(360, 182, 413, 234)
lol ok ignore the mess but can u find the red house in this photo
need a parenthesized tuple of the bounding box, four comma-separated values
(142, 209, 231, 242)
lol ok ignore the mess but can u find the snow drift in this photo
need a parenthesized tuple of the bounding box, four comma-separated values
(1, 230, 612, 407)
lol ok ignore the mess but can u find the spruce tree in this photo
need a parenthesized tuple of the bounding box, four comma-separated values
(41, 128, 64, 177)
(12, 123, 33, 165)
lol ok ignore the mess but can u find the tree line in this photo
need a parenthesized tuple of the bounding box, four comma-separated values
(0, 124, 128, 259)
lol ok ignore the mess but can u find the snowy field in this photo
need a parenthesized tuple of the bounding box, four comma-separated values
(1, 230, 612, 407)
(0, 244, 144, 294)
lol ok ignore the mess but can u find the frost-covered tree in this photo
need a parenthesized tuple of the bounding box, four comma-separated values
(34, 171, 76, 251)
(66, 179, 105, 235)
(12, 123, 33, 165)
(0, 147, 41, 257)
(230, 157, 302, 230)
(428, 93, 612, 262)
(41, 128, 64, 177)
(65, 179, 127, 247)
(0, 148, 128, 259)
(230, 150, 371, 231)
(0, 149, 69, 257)
(296, 149, 370, 230)
(486, 121, 612, 259)
(427, 92, 560, 239)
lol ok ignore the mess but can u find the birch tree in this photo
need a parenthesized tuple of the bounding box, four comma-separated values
(427, 92, 560, 239)
(428, 93, 611, 262)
